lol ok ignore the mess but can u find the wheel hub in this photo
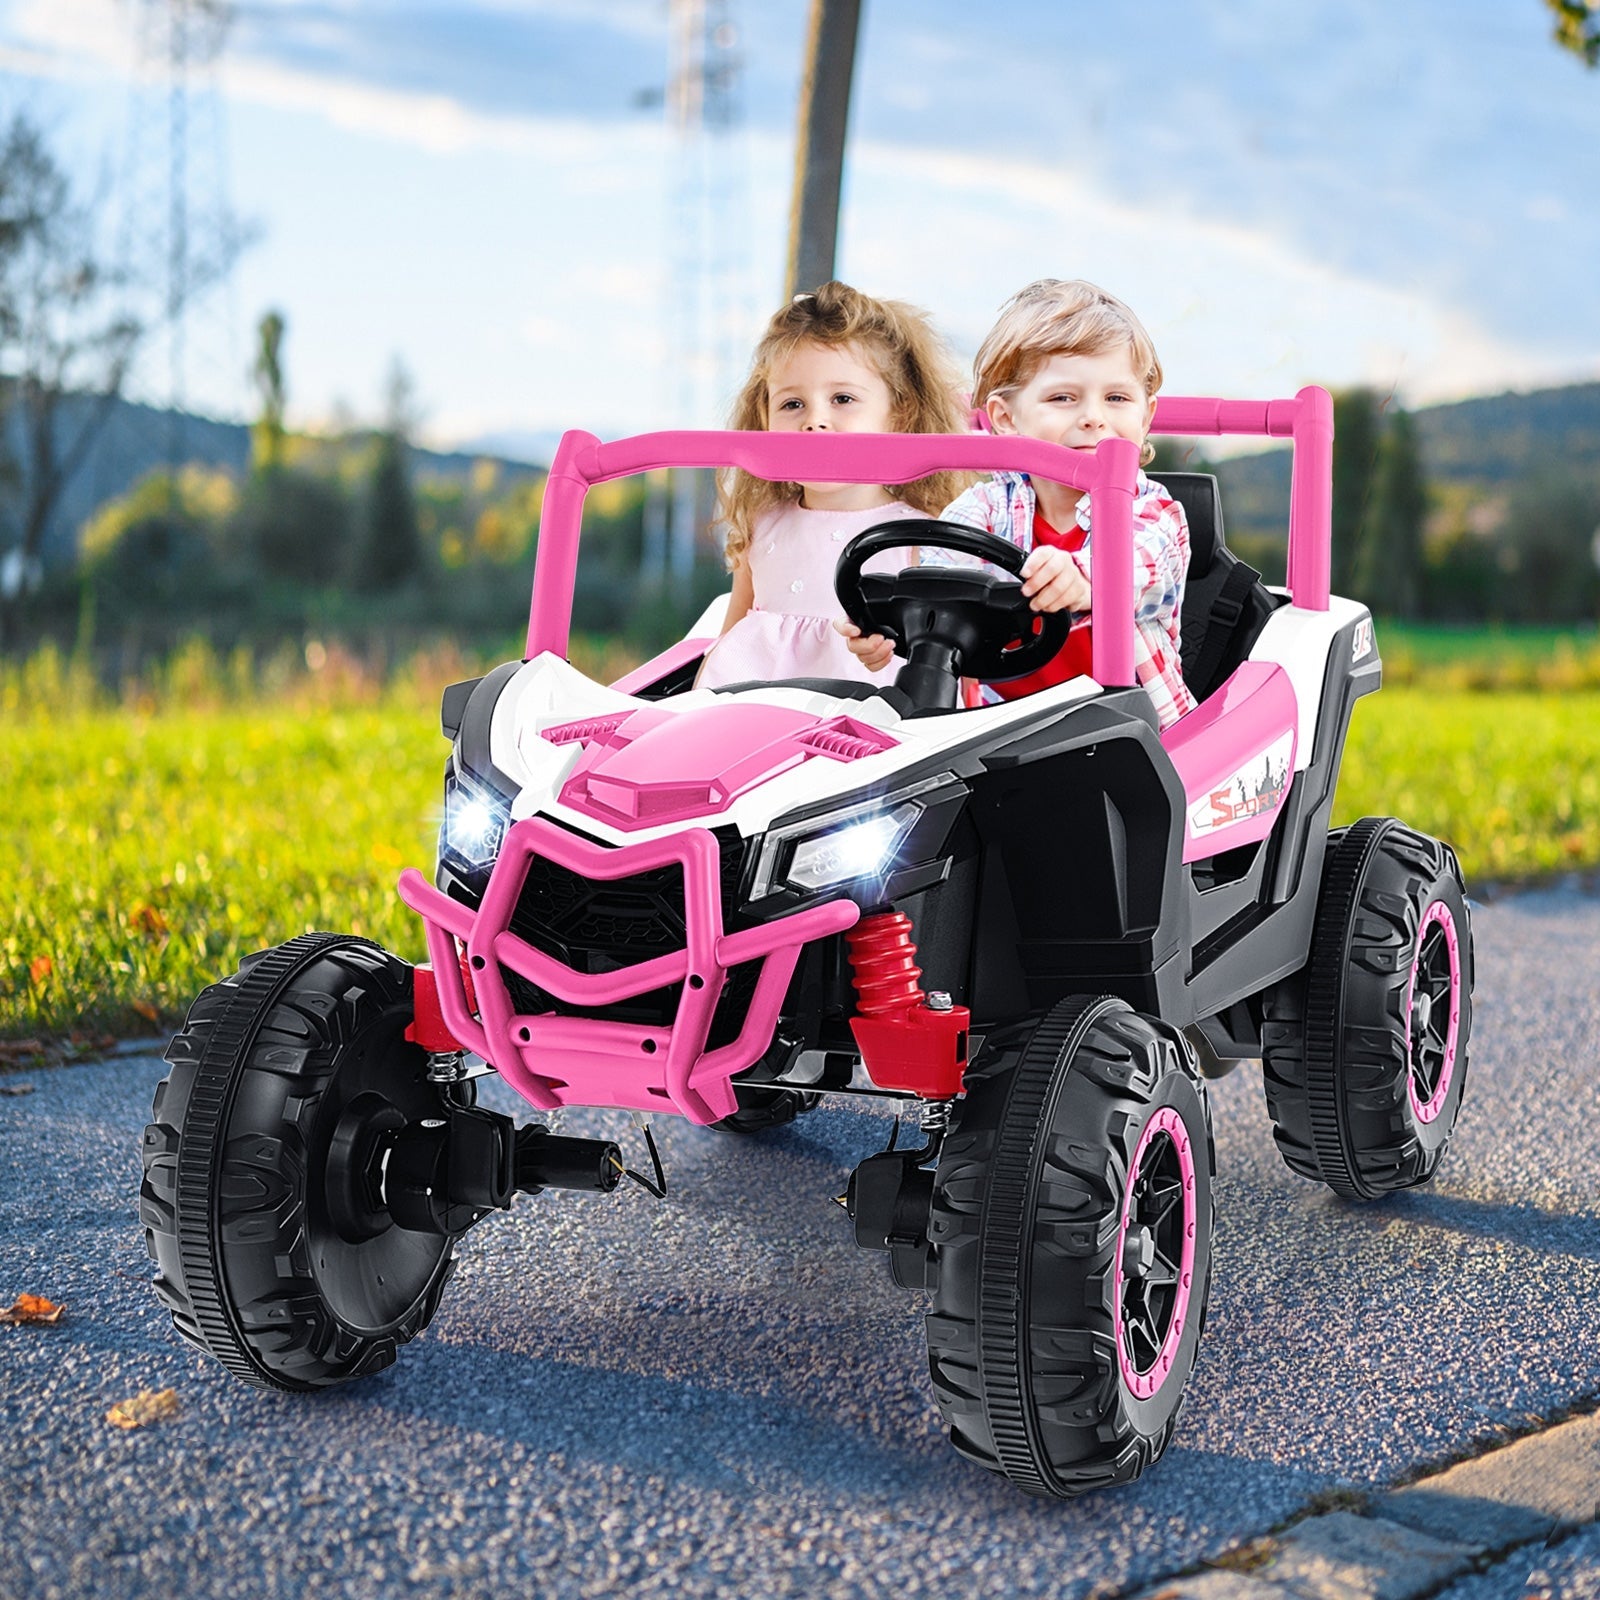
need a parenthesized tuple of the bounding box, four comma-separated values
(1406, 902, 1462, 1125)
(1116, 1107, 1198, 1400)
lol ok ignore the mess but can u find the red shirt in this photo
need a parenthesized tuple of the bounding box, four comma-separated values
(990, 510, 1092, 702)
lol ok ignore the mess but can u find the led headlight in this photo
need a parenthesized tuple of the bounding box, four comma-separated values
(784, 803, 920, 892)
(749, 776, 951, 900)
(441, 773, 509, 867)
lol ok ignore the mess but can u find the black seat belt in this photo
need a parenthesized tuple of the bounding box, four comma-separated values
(1192, 559, 1262, 698)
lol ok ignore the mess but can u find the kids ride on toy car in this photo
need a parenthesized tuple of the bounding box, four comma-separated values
(141, 391, 1474, 1499)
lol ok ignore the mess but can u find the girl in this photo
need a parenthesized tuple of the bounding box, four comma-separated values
(695, 281, 969, 690)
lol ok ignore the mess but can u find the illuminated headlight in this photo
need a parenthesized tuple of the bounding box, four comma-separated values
(442, 774, 509, 867)
(783, 804, 920, 892)
(749, 778, 950, 900)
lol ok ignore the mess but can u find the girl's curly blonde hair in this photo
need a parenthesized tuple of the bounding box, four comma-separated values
(718, 281, 970, 568)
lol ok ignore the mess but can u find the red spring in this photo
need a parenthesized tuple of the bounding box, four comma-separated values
(846, 912, 924, 1016)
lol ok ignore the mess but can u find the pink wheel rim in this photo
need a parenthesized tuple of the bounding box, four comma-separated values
(1115, 1106, 1198, 1401)
(1405, 900, 1461, 1125)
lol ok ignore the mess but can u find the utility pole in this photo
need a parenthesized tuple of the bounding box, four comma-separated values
(785, 0, 863, 298)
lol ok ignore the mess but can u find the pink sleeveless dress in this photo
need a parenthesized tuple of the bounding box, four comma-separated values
(697, 500, 922, 689)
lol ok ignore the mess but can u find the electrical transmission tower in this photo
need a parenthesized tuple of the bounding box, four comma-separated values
(117, 0, 243, 468)
(643, 0, 751, 595)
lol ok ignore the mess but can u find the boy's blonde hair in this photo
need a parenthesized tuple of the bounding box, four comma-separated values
(973, 279, 1163, 465)
(718, 280, 969, 567)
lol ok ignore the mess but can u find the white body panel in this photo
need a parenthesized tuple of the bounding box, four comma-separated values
(1248, 593, 1372, 771)
(487, 652, 1102, 846)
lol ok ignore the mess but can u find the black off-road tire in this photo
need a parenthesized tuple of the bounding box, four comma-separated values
(712, 1084, 823, 1135)
(712, 1044, 822, 1135)
(926, 995, 1216, 1498)
(1261, 818, 1474, 1200)
(140, 934, 459, 1391)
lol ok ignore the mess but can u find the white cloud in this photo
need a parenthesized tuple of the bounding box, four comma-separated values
(841, 138, 1584, 408)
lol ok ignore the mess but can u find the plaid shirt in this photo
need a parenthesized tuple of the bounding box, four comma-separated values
(926, 470, 1196, 728)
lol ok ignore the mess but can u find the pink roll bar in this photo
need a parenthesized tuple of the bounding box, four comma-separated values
(1151, 387, 1332, 611)
(526, 389, 1333, 683)
(528, 429, 1144, 689)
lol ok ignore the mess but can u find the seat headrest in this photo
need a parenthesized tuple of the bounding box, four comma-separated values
(1154, 472, 1225, 579)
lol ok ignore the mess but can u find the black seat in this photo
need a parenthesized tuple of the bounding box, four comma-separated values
(1157, 471, 1281, 703)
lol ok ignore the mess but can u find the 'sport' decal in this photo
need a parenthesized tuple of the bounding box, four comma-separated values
(1189, 730, 1294, 835)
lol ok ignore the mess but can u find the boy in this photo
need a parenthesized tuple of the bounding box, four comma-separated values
(842, 279, 1195, 728)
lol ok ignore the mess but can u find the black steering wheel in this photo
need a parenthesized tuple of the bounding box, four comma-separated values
(835, 518, 1075, 710)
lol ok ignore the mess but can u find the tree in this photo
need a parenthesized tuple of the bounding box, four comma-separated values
(1331, 388, 1382, 599)
(0, 114, 140, 640)
(1546, 0, 1600, 65)
(1355, 406, 1427, 618)
(349, 358, 422, 592)
(251, 309, 287, 475)
(1499, 471, 1600, 622)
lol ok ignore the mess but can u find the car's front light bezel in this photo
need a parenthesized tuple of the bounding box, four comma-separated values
(748, 775, 951, 901)
(440, 771, 511, 869)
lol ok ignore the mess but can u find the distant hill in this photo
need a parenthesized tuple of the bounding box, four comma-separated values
(4, 394, 547, 572)
(1202, 380, 1600, 550)
(14, 380, 1600, 573)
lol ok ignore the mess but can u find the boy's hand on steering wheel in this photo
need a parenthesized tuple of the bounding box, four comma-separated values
(1019, 546, 1090, 613)
(835, 618, 896, 673)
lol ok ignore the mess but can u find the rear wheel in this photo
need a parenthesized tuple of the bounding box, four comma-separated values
(140, 934, 459, 1391)
(1262, 818, 1474, 1199)
(926, 996, 1215, 1498)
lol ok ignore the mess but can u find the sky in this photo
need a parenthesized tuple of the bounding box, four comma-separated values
(2, 0, 1599, 457)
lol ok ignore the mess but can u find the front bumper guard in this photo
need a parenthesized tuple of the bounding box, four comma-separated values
(397, 817, 860, 1124)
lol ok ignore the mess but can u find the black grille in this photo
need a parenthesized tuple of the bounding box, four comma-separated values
(510, 852, 687, 970)
(448, 826, 755, 1033)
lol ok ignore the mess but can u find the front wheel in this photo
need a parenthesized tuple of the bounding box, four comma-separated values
(140, 934, 460, 1391)
(1261, 818, 1474, 1200)
(926, 996, 1215, 1498)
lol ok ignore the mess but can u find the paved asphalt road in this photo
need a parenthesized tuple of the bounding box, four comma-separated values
(2, 886, 1598, 1600)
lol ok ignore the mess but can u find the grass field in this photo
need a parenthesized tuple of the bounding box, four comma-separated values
(5, 639, 1599, 1044)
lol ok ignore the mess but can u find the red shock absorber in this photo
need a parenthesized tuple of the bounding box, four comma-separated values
(846, 912, 970, 1099)
(845, 913, 924, 1014)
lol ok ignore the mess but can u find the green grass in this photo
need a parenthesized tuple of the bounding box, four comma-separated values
(5, 682, 1599, 1045)
(1377, 620, 1598, 665)
(1334, 689, 1600, 880)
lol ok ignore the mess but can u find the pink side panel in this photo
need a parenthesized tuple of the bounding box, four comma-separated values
(1161, 662, 1299, 862)
(608, 637, 716, 697)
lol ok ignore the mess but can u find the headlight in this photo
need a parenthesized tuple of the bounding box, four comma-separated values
(749, 776, 950, 900)
(784, 804, 920, 892)
(442, 773, 509, 867)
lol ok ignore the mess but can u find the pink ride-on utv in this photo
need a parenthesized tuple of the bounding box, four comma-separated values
(142, 391, 1474, 1498)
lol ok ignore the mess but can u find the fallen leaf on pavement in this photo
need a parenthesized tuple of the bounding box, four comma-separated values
(0, 1293, 65, 1325)
(106, 1388, 180, 1429)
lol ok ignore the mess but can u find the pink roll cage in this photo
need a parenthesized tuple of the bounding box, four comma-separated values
(524, 386, 1334, 680)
